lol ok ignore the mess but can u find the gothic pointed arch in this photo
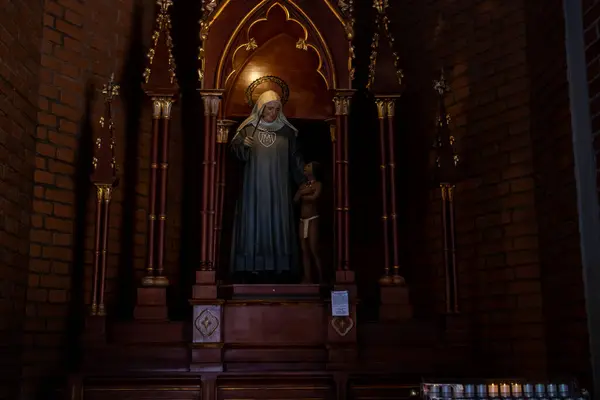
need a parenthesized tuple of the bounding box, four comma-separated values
(198, 0, 355, 91)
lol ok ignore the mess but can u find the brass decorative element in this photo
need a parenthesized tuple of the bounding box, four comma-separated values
(331, 316, 354, 337)
(216, 119, 236, 143)
(333, 97, 343, 116)
(373, 0, 388, 14)
(245, 38, 258, 51)
(194, 308, 220, 337)
(210, 0, 345, 28)
(333, 0, 355, 83)
(296, 38, 308, 50)
(152, 98, 162, 119)
(161, 98, 174, 119)
(145, 0, 177, 85)
(153, 275, 169, 287)
(198, 0, 219, 83)
(375, 99, 387, 119)
(366, 1, 403, 90)
(89, 74, 120, 317)
(216, 1, 336, 89)
(141, 274, 155, 287)
(386, 98, 395, 117)
(340, 96, 351, 115)
(204, 0, 218, 15)
(223, 3, 329, 89)
(432, 68, 460, 169)
(434, 68, 460, 314)
(338, 0, 352, 14)
(245, 75, 290, 107)
(102, 74, 120, 99)
(433, 69, 450, 94)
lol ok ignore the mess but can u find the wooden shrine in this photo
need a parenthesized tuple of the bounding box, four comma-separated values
(71, 0, 470, 399)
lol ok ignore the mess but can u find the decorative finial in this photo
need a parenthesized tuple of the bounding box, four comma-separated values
(157, 0, 173, 10)
(101, 73, 120, 102)
(433, 68, 450, 95)
(203, 0, 217, 15)
(373, 0, 388, 14)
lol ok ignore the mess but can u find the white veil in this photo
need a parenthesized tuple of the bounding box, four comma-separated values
(234, 90, 298, 137)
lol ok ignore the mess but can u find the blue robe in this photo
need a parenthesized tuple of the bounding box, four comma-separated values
(230, 124, 305, 275)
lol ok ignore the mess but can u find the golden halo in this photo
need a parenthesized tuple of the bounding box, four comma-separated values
(245, 75, 290, 108)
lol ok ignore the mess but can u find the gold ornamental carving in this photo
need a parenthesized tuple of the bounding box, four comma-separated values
(366, 0, 403, 90)
(375, 99, 386, 119)
(145, 0, 177, 85)
(161, 98, 174, 119)
(331, 316, 354, 337)
(194, 308, 220, 338)
(215, 1, 336, 90)
(386, 99, 395, 117)
(217, 119, 236, 144)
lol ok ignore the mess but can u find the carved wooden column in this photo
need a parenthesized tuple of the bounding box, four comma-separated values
(385, 97, 403, 285)
(332, 90, 355, 283)
(365, 0, 412, 321)
(375, 99, 391, 285)
(86, 74, 119, 340)
(328, 91, 357, 370)
(326, 118, 338, 278)
(333, 100, 344, 274)
(199, 90, 223, 272)
(155, 98, 174, 286)
(142, 99, 162, 287)
(191, 90, 224, 372)
(433, 70, 460, 314)
(213, 119, 235, 272)
(374, 96, 412, 321)
(135, 0, 179, 321)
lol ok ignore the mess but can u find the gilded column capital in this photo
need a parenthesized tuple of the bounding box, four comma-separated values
(375, 99, 387, 119)
(152, 98, 163, 119)
(333, 89, 356, 116)
(386, 98, 396, 118)
(199, 89, 224, 117)
(216, 119, 236, 143)
(161, 98, 174, 119)
(325, 117, 336, 142)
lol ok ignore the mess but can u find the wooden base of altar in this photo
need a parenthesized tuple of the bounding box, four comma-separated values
(68, 372, 422, 400)
(190, 283, 357, 373)
(134, 287, 168, 320)
(380, 285, 413, 321)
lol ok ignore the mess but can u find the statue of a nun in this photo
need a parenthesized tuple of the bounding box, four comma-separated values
(230, 90, 306, 282)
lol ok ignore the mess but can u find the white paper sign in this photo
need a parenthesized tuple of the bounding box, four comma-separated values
(331, 290, 349, 317)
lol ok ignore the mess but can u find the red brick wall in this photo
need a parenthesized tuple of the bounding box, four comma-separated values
(0, 1, 44, 398)
(526, 0, 590, 382)
(391, 0, 590, 380)
(21, 0, 183, 395)
(392, 0, 548, 377)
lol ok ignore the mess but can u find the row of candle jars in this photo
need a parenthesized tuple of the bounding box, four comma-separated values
(423, 382, 588, 399)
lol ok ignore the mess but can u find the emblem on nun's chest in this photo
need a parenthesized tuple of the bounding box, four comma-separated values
(258, 130, 277, 148)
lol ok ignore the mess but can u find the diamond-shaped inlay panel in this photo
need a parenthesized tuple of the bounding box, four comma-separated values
(192, 305, 221, 343)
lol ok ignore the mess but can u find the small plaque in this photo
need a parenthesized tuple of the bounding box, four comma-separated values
(331, 290, 349, 317)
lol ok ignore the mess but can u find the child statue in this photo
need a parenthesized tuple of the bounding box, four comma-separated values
(294, 161, 323, 283)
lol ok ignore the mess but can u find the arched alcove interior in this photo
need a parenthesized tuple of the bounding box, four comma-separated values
(217, 4, 336, 278)
(221, 3, 333, 119)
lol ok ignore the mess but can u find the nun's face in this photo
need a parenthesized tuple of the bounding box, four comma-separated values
(262, 101, 280, 123)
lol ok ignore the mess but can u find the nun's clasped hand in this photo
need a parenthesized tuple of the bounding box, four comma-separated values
(243, 136, 255, 147)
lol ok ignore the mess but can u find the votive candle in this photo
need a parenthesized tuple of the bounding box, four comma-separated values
(512, 383, 523, 397)
(489, 383, 499, 397)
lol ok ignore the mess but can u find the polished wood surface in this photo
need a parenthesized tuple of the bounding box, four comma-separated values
(203, 0, 349, 89)
(72, 373, 421, 400)
(224, 33, 332, 119)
